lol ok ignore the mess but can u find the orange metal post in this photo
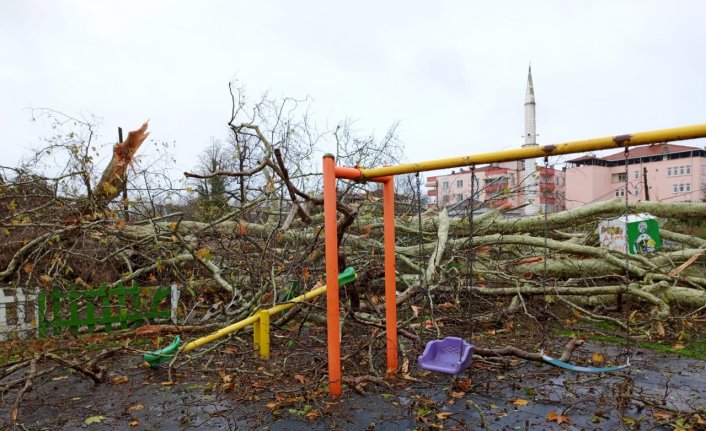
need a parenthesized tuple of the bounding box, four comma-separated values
(382, 177, 398, 372)
(322, 154, 342, 396)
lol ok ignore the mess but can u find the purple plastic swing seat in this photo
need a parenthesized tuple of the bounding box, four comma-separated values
(418, 336, 474, 375)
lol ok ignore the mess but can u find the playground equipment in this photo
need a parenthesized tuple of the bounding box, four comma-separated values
(418, 337, 474, 374)
(540, 350, 630, 373)
(322, 123, 706, 395)
(143, 267, 357, 367)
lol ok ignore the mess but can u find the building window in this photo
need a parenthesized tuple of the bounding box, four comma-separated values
(615, 188, 625, 197)
(442, 181, 449, 190)
(678, 184, 685, 193)
(456, 180, 463, 188)
(686, 183, 691, 192)
(611, 173, 628, 183)
(442, 195, 449, 204)
(634, 170, 639, 179)
(456, 193, 463, 202)
(634, 187, 640, 196)
(680, 166, 685, 175)
(673, 184, 679, 193)
(686, 166, 691, 175)
(667, 167, 673, 176)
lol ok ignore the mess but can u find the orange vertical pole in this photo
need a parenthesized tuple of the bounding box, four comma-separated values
(382, 177, 398, 372)
(322, 154, 342, 396)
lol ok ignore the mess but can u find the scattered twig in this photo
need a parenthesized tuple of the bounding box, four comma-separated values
(11, 358, 36, 424)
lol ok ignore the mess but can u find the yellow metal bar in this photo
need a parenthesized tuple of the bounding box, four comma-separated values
(180, 268, 356, 356)
(267, 284, 329, 315)
(181, 285, 330, 354)
(357, 123, 706, 179)
(257, 310, 270, 359)
(181, 314, 260, 353)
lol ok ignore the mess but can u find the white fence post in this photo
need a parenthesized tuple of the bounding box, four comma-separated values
(0, 287, 37, 339)
(170, 284, 180, 324)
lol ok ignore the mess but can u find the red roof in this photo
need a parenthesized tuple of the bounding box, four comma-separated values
(567, 143, 700, 163)
(602, 143, 700, 161)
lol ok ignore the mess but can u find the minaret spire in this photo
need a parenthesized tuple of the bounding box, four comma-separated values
(522, 64, 538, 216)
(523, 65, 537, 147)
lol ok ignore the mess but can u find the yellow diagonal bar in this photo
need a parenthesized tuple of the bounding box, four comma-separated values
(182, 314, 261, 353)
(358, 123, 706, 179)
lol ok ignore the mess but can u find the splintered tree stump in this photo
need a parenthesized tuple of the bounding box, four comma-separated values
(92, 121, 150, 203)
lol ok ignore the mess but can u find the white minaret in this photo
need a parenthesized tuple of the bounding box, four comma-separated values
(522, 65, 538, 216)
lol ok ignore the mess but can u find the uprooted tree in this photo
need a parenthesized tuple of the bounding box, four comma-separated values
(2, 94, 706, 360)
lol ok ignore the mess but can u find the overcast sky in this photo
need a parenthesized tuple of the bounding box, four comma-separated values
(2, 1, 706, 178)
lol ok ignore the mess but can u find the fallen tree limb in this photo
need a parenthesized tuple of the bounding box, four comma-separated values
(474, 338, 585, 362)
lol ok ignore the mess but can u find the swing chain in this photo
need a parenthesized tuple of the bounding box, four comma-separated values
(624, 147, 631, 276)
(623, 147, 634, 363)
(469, 165, 475, 289)
(415, 173, 427, 289)
(543, 156, 549, 283)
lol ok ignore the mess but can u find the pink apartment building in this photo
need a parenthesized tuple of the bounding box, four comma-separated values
(425, 66, 706, 214)
(565, 143, 706, 209)
(426, 162, 566, 214)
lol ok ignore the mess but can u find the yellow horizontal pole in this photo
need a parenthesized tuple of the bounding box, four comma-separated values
(357, 123, 706, 179)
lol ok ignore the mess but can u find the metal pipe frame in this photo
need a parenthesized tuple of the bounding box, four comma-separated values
(322, 122, 706, 396)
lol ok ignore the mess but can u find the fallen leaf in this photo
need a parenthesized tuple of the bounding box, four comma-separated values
(161, 380, 175, 386)
(450, 391, 465, 399)
(266, 401, 280, 409)
(672, 343, 685, 350)
(622, 416, 636, 425)
(423, 320, 443, 328)
(129, 419, 139, 427)
(411, 305, 421, 318)
(84, 415, 107, 425)
(653, 411, 671, 420)
(128, 404, 144, 412)
(456, 377, 472, 391)
(436, 412, 453, 420)
(592, 352, 605, 365)
(116, 219, 127, 230)
(401, 358, 410, 374)
(547, 410, 571, 424)
(195, 247, 211, 260)
(293, 374, 306, 384)
(655, 321, 666, 338)
(512, 398, 529, 406)
(238, 219, 248, 234)
(219, 370, 233, 384)
(305, 410, 321, 420)
(23, 262, 33, 273)
(112, 375, 129, 384)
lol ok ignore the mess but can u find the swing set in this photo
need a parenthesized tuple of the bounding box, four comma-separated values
(321, 123, 706, 395)
(144, 123, 706, 395)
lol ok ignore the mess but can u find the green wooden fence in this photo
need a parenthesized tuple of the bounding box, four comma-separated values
(37, 282, 178, 336)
